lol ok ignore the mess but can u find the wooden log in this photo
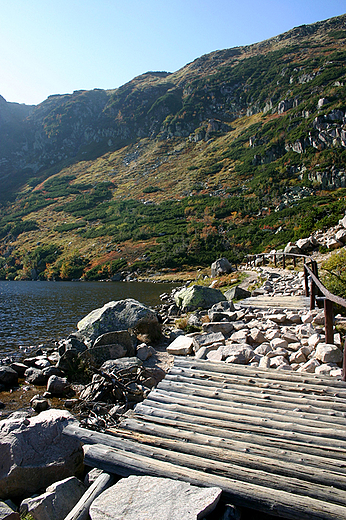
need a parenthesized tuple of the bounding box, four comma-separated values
(139, 397, 346, 442)
(162, 372, 346, 413)
(162, 372, 346, 417)
(64, 424, 346, 486)
(170, 360, 345, 391)
(133, 402, 346, 449)
(111, 422, 346, 476)
(83, 443, 346, 520)
(159, 376, 346, 416)
(120, 412, 346, 461)
(173, 357, 346, 390)
(82, 438, 346, 504)
(148, 387, 346, 428)
(64, 472, 114, 520)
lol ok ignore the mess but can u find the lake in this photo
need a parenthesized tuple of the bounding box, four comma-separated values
(0, 280, 178, 358)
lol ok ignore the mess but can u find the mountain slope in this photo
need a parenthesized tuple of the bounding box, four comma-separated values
(0, 14, 346, 280)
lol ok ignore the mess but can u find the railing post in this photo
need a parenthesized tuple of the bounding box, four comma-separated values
(310, 279, 316, 310)
(312, 260, 319, 278)
(343, 337, 346, 382)
(304, 265, 309, 297)
(274, 254, 277, 267)
(283, 254, 286, 269)
(324, 298, 334, 345)
(293, 256, 296, 268)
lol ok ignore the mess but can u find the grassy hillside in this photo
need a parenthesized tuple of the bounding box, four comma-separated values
(0, 14, 346, 280)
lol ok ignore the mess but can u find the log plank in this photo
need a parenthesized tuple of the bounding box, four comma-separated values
(149, 387, 346, 428)
(83, 443, 346, 520)
(173, 358, 346, 390)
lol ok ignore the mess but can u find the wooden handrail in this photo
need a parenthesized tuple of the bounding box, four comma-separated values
(304, 264, 346, 308)
(246, 252, 346, 382)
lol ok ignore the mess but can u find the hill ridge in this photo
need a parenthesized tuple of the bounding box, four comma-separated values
(0, 13, 346, 281)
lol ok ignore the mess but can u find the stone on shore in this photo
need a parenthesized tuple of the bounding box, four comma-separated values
(0, 409, 83, 499)
(77, 299, 161, 345)
(46, 375, 70, 396)
(0, 367, 18, 389)
(192, 332, 225, 352)
(24, 368, 48, 386)
(89, 475, 222, 520)
(20, 476, 85, 520)
(80, 330, 137, 367)
(174, 285, 226, 311)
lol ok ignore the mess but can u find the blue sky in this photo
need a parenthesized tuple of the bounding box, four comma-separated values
(0, 0, 345, 106)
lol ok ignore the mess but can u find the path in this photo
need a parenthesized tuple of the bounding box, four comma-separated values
(65, 357, 346, 520)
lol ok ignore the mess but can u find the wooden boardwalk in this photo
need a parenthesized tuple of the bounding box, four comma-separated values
(239, 294, 310, 310)
(65, 357, 346, 520)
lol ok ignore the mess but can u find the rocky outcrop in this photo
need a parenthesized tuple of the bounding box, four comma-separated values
(89, 475, 222, 520)
(0, 410, 83, 499)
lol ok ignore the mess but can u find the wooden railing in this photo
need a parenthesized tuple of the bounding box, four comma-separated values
(247, 252, 346, 381)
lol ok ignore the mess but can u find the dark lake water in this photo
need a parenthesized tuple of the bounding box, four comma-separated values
(0, 280, 177, 358)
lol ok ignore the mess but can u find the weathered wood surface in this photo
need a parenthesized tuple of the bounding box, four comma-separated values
(239, 295, 310, 309)
(64, 471, 114, 520)
(65, 359, 346, 520)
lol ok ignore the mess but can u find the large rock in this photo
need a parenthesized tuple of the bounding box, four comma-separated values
(24, 368, 48, 386)
(224, 286, 251, 301)
(222, 344, 254, 364)
(174, 285, 226, 311)
(192, 332, 225, 352)
(77, 299, 161, 345)
(46, 375, 70, 396)
(89, 475, 221, 520)
(211, 258, 233, 277)
(0, 410, 83, 499)
(100, 357, 142, 374)
(339, 215, 346, 228)
(20, 477, 85, 520)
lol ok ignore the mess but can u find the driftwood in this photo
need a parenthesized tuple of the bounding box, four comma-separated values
(75, 365, 155, 430)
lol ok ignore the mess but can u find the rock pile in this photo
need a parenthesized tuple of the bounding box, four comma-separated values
(270, 214, 346, 256)
(167, 268, 344, 378)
